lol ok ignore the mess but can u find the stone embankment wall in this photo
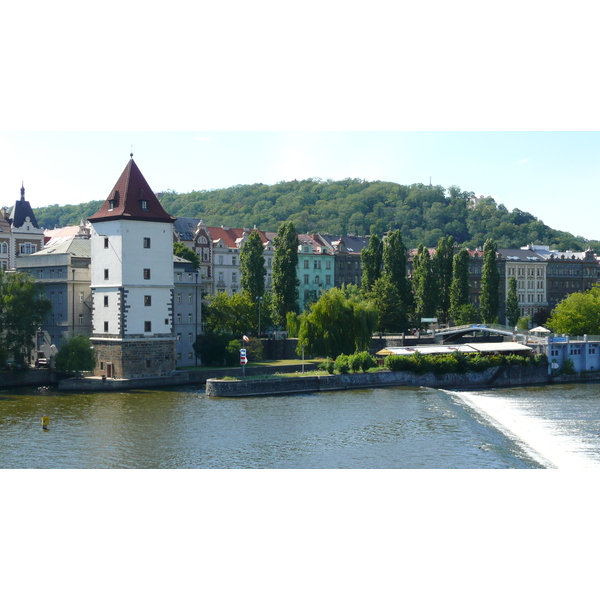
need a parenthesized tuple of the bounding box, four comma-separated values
(1, 370, 60, 388)
(206, 364, 550, 398)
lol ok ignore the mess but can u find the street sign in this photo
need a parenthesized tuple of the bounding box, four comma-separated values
(240, 348, 247, 357)
(240, 356, 248, 365)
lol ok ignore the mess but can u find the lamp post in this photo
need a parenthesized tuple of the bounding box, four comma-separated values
(256, 296, 262, 338)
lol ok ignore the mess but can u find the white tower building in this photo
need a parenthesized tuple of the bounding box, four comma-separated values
(88, 156, 176, 379)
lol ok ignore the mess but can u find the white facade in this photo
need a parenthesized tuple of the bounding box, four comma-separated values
(91, 219, 174, 337)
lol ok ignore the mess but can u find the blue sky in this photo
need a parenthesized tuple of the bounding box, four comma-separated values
(1, 131, 598, 241)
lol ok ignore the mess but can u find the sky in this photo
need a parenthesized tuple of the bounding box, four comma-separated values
(1, 131, 599, 241)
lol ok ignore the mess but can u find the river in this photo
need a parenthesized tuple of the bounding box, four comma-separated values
(2, 382, 600, 468)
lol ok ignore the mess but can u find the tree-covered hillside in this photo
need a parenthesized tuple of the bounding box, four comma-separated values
(33, 179, 598, 252)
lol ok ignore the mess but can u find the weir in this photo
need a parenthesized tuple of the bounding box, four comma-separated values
(447, 389, 600, 469)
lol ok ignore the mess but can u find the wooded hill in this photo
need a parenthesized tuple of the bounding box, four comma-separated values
(34, 179, 598, 252)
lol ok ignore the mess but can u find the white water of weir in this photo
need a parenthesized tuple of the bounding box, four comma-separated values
(447, 390, 600, 469)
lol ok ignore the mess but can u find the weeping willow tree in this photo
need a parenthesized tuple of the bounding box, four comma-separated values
(297, 287, 377, 358)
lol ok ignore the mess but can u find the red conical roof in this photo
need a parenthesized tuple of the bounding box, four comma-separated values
(89, 157, 175, 223)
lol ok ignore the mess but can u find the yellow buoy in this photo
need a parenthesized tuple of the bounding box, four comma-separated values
(42, 416, 50, 430)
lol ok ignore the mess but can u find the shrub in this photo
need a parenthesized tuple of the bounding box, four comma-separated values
(320, 358, 335, 374)
(385, 355, 413, 372)
(355, 351, 376, 372)
(334, 354, 351, 374)
(560, 358, 576, 375)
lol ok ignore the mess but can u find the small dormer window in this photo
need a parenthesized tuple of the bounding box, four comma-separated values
(109, 191, 119, 210)
(140, 199, 148, 211)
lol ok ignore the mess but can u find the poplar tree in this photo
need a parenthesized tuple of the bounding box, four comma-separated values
(412, 244, 437, 323)
(382, 230, 412, 308)
(479, 238, 500, 323)
(239, 230, 266, 301)
(449, 247, 471, 322)
(361, 234, 383, 294)
(506, 276, 520, 327)
(433, 235, 454, 324)
(271, 221, 299, 327)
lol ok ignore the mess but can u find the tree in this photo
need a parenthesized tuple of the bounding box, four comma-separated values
(173, 241, 200, 269)
(382, 229, 412, 309)
(239, 230, 266, 301)
(55, 335, 96, 377)
(297, 287, 377, 358)
(205, 291, 256, 336)
(450, 247, 470, 323)
(546, 285, 600, 335)
(271, 222, 299, 327)
(506, 276, 520, 327)
(370, 275, 410, 333)
(479, 238, 500, 323)
(0, 271, 52, 368)
(433, 235, 454, 324)
(412, 244, 438, 323)
(361, 234, 383, 293)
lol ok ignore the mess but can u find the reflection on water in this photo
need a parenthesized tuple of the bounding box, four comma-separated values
(3, 383, 598, 469)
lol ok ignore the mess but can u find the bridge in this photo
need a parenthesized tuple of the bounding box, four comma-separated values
(433, 323, 544, 344)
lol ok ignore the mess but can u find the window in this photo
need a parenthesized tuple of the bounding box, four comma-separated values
(78, 314, 83, 325)
(104, 269, 109, 280)
(326, 261, 331, 270)
(164, 318, 169, 325)
(177, 333, 182, 343)
(143, 237, 151, 249)
(177, 294, 182, 304)
(79, 292, 84, 303)
(144, 321, 152, 332)
(188, 314, 193, 323)
(140, 199, 148, 211)
(144, 295, 152, 306)
(143, 269, 151, 280)
(188, 294, 193, 304)
(232, 273, 237, 283)
(58, 269, 63, 278)
(326, 275, 331, 285)
(104, 321, 109, 332)
(177, 314, 182, 324)
(304, 274, 309, 284)
(58, 292, 63, 304)
(0, 242, 7, 254)
(188, 333, 193, 342)
(38, 270, 43, 279)
(304, 260, 309, 269)
(104, 237, 109, 249)
(50, 269, 54, 278)
(232, 257, 236, 266)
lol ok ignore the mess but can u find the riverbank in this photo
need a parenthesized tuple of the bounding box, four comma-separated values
(206, 364, 555, 397)
(55, 361, 322, 391)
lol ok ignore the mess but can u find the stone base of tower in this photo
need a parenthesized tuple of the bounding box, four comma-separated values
(91, 337, 176, 380)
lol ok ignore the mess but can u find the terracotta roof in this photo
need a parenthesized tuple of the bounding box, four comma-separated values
(89, 158, 175, 224)
(208, 226, 271, 248)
